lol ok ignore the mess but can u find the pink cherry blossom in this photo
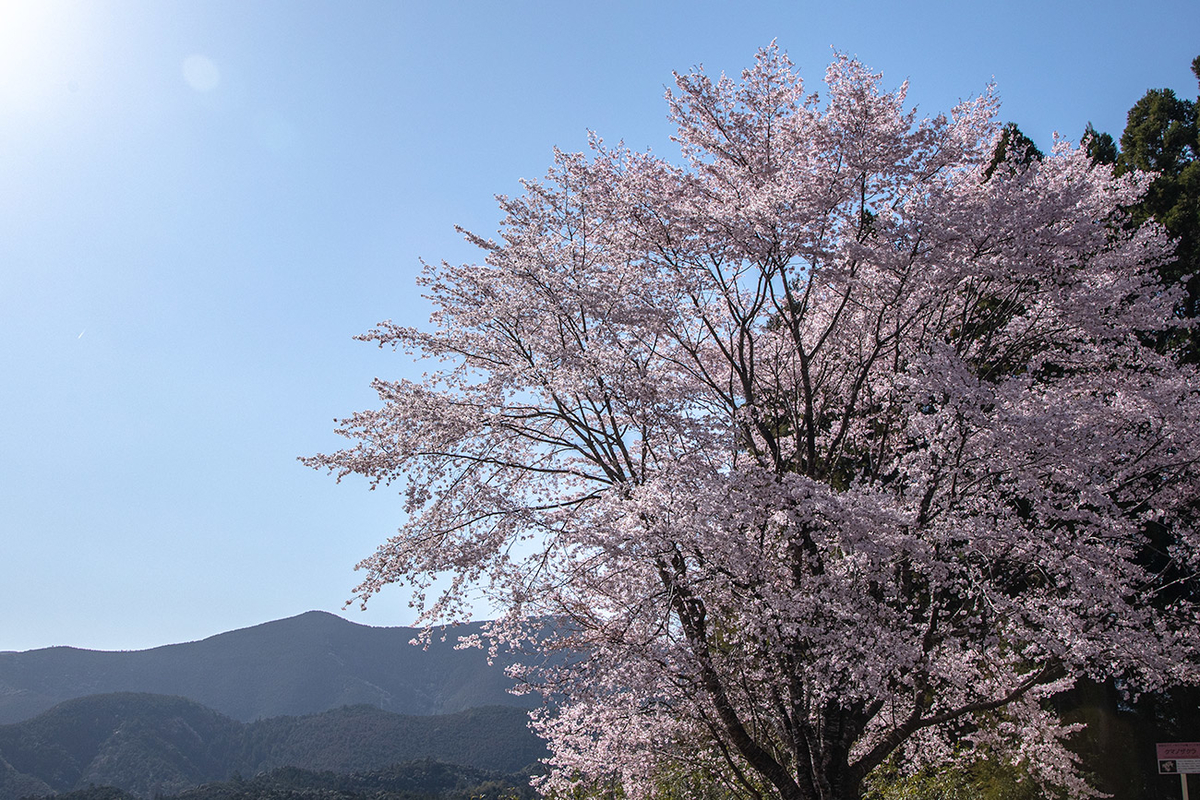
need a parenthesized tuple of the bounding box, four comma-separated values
(306, 45, 1200, 800)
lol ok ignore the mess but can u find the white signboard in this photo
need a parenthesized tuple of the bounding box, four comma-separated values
(1159, 743, 1200, 775)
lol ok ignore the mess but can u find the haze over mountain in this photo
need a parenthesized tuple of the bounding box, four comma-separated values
(0, 612, 539, 724)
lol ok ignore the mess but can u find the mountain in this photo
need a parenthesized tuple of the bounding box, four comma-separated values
(0, 693, 546, 800)
(0, 612, 541, 724)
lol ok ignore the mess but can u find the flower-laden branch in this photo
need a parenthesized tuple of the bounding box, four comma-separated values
(307, 45, 1200, 800)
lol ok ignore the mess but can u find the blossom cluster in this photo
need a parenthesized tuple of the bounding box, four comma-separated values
(308, 46, 1200, 800)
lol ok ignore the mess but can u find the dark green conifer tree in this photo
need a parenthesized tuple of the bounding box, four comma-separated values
(1086, 57, 1200, 359)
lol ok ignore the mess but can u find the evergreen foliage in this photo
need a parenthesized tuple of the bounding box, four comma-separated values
(1086, 55, 1200, 359)
(983, 122, 1044, 180)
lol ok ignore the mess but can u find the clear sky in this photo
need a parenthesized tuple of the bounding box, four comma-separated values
(2, 0, 1198, 653)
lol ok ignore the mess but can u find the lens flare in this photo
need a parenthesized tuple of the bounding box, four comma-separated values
(182, 54, 219, 92)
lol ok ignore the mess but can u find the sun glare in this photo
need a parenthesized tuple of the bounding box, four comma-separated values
(0, 0, 82, 113)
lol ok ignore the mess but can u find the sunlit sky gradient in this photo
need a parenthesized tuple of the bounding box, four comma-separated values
(2, 0, 1198, 653)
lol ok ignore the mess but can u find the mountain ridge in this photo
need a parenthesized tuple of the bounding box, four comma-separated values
(0, 612, 539, 724)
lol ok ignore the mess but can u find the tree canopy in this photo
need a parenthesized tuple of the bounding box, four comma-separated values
(1086, 57, 1200, 357)
(309, 47, 1200, 800)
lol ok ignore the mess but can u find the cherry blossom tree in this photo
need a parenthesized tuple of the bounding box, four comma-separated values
(306, 46, 1200, 800)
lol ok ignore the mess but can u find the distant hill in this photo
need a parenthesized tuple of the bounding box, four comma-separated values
(0, 694, 244, 800)
(0, 693, 546, 800)
(0, 611, 541, 724)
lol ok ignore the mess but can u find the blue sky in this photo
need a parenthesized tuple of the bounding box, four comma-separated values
(2, 0, 1198, 652)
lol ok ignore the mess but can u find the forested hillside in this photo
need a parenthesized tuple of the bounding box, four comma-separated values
(0, 694, 545, 800)
(19, 761, 536, 800)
